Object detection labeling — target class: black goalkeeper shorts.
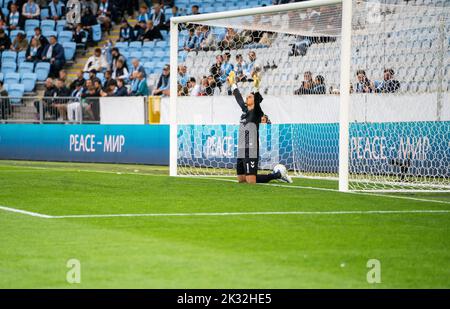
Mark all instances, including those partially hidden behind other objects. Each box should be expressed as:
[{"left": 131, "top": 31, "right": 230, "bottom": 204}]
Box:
[{"left": 236, "top": 158, "right": 258, "bottom": 176}]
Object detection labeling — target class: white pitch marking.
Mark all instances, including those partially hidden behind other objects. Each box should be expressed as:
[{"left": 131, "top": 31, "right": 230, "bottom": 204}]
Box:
[
  {"left": 49, "top": 209, "right": 450, "bottom": 219},
  {"left": 0, "top": 205, "right": 54, "bottom": 218},
  {"left": 199, "top": 177, "right": 450, "bottom": 205}
]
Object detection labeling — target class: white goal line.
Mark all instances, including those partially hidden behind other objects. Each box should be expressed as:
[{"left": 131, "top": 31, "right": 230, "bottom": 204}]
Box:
[{"left": 0, "top": 205, "right": 449, "bottom": 220}]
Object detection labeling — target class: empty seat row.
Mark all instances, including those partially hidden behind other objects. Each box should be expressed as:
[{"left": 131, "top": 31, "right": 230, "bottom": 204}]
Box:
[
  {"left": 0, "top": 62, "right": 50, "bottom": 81},
  {"left": 0, "top": 72, "right": 37, "bottom": 92}
]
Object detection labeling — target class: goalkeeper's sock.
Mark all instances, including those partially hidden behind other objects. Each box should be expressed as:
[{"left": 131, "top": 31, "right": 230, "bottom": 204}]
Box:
[{"left": 256, "top": 172, "right": 281, "bottom": 183}]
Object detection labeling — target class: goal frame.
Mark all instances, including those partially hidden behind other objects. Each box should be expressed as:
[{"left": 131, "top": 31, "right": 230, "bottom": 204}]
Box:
[{"left": 169, "top": 0, "right": 353, "bottom": 192}]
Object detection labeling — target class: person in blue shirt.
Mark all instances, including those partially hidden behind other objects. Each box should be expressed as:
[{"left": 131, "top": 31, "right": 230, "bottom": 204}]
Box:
[
  {"left": 132, "top": 72, "right": 149, "bottom": 96},
  {"left": 220, "top": 52, "right": 234, "bottom": 85},
  {"left": 48, "top": 0, "right": 65, "bottom": 21}
]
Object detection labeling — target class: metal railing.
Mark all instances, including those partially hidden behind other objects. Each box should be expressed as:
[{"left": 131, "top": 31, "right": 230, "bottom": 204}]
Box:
[{"left": 0, "top": 96, "right": 101, "bottom": 124}]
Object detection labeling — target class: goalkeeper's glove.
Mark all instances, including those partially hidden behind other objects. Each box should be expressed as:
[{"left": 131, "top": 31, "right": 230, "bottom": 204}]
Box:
[
  {"left": 227, "top": 71, "right": 236, "bottom": 86},
  {"left": 252, "top": 72, "right": 261, "bottom": 91}
]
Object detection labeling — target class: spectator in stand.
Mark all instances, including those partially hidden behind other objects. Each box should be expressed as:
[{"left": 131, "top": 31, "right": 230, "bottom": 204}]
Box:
[
  {"left": 244, "top": 50, "right": 259, "bottom": 79},
  {"left": 355, "top": 69, "right": 373, "bottom": 93},
  {"left": 82, "top": 0, "right": 98, "bottom": 15},
  {"left": 210, "top": 54, "right": 223, "bottom": 88},
  {"left": 53, "top": 78, "right": 71, "bottom": 120},
  {"left": 73, "top": 23, "right": 88, "bottom": 50},
  {"left": 110, "top": 47, "right": 127, "bottom": 71},
  {"left": 131, "top": 72, "right": 149, "bottom": 96},
  {"left": 294, "top": 71, "right": 314, "bottom": 95},
  {"left": 48, "top": 0, "right": 65, "bottom": 21},
  {"left": 0, "top": 29, "right": 11, "bottom": 51},
  {"left": 34, "top": 27, "right": 48, "bottom": 48},
  {"left": 152, "top": 65, "right": 170, "bottom": 96},
  {"left": 97, "top": 0, "right": 114, "bottom": 34},
  {"left": 0, "top": 81, "right": 10, "bottom": 121},
  {"left": 183, "top": 28, "right": 197, "bottom": 52},
  {"left": 81, "top": 7, "right": 99, "bottom": 40},
  {"left": 118, "top": 19, "right": 135, "bottom": 42},
  {"left": 102, "top": 70, "right": 112, "bottom": 89},
  {"left": 234, "top": 54, "right": 247, "bottom": 82},
  {"left": 67, "top": 80, "right": 85, "bottom": 122},
  {"left": 11, "top": 32, "right": 28, "bottom": 52},
  {"left": 133, "top": 21, "right": 146, "bottom": 39},
  {"left": 41, "top": 35, "right": 65, "bottom": 77},
  {"left": 88, "top": 69, "right": 100, "bottom": 83},
  {"left": 25, "top": 37, "right": 42, "bottom": 62},
  {"left": 139, "top": 20, "right": 163, "bottom": 41},
  {"left": 150, "top": 4, "right": 165, "bottom": 31},
  {"left": 199, "top": 25, "right": 214, "bottom": 51},
  {"left": 34, "top": 78, "right": 56, "bottom": 119},
  {"left": 7, "top": 4, "right": 22, "bottom": 31},
  {"left": 136, "top": 5, "right": 150, "bottom": 23},
  {"left": 188, "top": 77, "right": 201, "bottom": 96},
  {"left": 191, "top": 5, "right": 200, "bottom": 15},
  {"left": 220, "top": 52, "right": 234, "bottom": 85},
  {"left": 178, "top": 65, "right": 189, "bottom": 87},
  {"left": 194, "top": 26, "right": 205, "bottom": 49},
  {"left": 162, "top": 6, "right": 178, "bottom": 31},
  {"left": 129, "top": 58, "right": 146, "bottom": 79},
  {"left": 82, "top": 86, "right": 101, "bottom": 120},
  {"left": 70, "top": 70, "right": 86, "bottom": 91},
  {"left": 114, "top": 78, "right": 128, "bottom": 96},
  {"left": 201, "top": 75, "right": 217, "bottom": 96},
  {"left": 84, "top": 48, "right": 108, "bottom": 72},
  {"left": 374, "top": 68, "right": 400, "bottom": 93},
  {"left": 59, "top": 69, "right": 68, "bottom": 84},
  {"left": 112, "top": 58, "right": 129, "bottom": 80},
  {"left": 22, "top": 0, "right": 40, "bottom": 21},
  {"left": 0, "top": 20, "right": 7, "bottom": 31},
  {"left": 312, "top": 75, "right": 326, "bottom": 94}
]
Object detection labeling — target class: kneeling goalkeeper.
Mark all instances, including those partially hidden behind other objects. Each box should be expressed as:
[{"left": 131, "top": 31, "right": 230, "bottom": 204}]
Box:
[{"left": 228, "top": 71, "right": 292, "bottom": 184}]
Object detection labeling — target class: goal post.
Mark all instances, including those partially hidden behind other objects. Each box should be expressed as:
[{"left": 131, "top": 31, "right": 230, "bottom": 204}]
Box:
[
  {"left": 168, "top": 0, "right": 450, "bottom": 193},
  {"left": 169, "top": 0, "right": 348, "bottom": 179}
]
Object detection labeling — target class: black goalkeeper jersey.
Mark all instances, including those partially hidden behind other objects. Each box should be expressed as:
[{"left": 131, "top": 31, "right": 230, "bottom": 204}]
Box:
[{"left": 233, "top": 87, "right": 264, "bottom": 159}]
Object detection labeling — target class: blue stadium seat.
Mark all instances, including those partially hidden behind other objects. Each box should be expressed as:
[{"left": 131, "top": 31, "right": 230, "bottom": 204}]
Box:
[
  {"left": 115, "top": 41, "right": 128, "bottom": 53},
  {"left": 128, "top": 41, "right": 142, "bottom": 53},
  {"left": 2, "top": 50, "right": 17, "bottom": 63},
  {"left": 7, "top": 84, "right": 25, "bottom": 104},
  {"left": 142, "top": 41, "right": 154, "bottom": 53},
  {"left": 155, "top": 41, "right": 168, "bottom": 48},
  {"left": 143, "top": 62, "right": 154, "bottom": 75},
  {"left": 40, "top": 8, "right": 49, "bottom": 20},
  {"left": 34, "top": 62, "right": 50, "bottom": 81},
  {"left": 92, "top": 24, "right": 102, "bottom": 42},
  {"left": 0, "top": 72, "right": 3, "bottom": 82},
  {"left": 24, "top": 19, "right": 40, "bottom": 33},
  {"left": 26, "top": 30, "right": 34, "bottom": 41},
  {"left": 1, "top": 62, "right": 16, "bottom": 74},
  {"left": 43, "top": 30, "right": 57, "bottom": 40},
  {"left": 17, "top": 51, "right": 26, "bottom": 64},
  {"left": 140, "top": 54, "right": 150, "bottom": 64},
  {"left": 41, "top": 20, "right": 55, "bottom": 32},
  {"left": 58, "top": 31, "right": 73, "bottom": 43},
  {"left": 130, "top": 51, "right": 142, "bottom": 60},
  {"left": 3, "top": 72, "right": 20, "bottom": 85},
  {"left": 18, "top": 62, "right": 34, "bottom": 74},
  {"left": 21, "top": 73, "right": 37, "bottom": 92},
  {"left": 56, "top": 20, "right": 67, "bottom": 33},
  {"left": 96, "top": 72, "right": 105, "bottom": 84},
  {"left": 154, "top": 50, "right": 166, "bottom": 59},
  {"left": 63, "top": 42, "right": 76, "bottom": 61}
]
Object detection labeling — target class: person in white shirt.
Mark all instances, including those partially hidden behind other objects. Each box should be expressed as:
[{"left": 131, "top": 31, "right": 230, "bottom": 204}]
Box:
[
  {"left": 84, "top": 48, "right": 108, "bottom": 73},
  {"left": 188, "top": 77, "right": 201, "bottom": 96},
  {"left": 22, "top": 0, "right": 40, "bottom": 21}
]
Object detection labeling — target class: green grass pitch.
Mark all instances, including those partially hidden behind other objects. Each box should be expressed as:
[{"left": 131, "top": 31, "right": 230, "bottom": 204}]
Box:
[{"left": 0, "top": 160, "right": 449, "bottom": 288}]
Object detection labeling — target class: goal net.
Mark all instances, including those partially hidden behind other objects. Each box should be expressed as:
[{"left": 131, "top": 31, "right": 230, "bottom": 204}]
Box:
[{"left": 169, "top": 0, "right": 450, "bottom": 192}]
